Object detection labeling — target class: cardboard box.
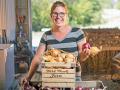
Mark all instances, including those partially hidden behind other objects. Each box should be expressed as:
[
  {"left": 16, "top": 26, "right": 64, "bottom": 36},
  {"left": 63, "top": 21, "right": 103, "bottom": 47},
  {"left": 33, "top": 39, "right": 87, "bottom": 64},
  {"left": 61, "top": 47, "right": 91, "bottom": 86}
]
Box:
[{"left": 0, "top": 44, "right": 14, "bottom": 90}]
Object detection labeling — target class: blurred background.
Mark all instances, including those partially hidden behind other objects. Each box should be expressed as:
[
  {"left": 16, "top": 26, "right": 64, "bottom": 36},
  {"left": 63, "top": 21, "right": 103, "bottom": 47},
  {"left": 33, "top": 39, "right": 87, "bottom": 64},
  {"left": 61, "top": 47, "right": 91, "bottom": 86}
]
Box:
[
  {"left": 32, "top": 0, "right": 120, "bottom": 47},
  {"left": 0, "top": 0, "right": 120, "bottom": 90}
]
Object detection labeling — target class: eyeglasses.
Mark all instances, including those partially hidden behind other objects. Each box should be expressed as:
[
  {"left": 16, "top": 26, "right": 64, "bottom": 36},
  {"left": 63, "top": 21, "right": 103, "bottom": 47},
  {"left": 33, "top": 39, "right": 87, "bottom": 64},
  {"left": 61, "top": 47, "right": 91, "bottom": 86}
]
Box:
[{"left": 52, "top": 12, "right": 66, "bottom": 17}]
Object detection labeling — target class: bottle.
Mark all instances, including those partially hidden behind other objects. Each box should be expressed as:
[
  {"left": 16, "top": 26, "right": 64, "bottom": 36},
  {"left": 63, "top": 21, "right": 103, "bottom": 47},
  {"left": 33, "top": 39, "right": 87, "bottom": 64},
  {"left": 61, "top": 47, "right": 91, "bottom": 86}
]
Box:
[
  {"left": 23, "top": 83, "right": 36, "bottom": 90},
  {"left": 75, "top": 86, "right": 82, "bottom": 90},
  {"left": 19, "top": 25, "right": 24, "bottom": 38}
]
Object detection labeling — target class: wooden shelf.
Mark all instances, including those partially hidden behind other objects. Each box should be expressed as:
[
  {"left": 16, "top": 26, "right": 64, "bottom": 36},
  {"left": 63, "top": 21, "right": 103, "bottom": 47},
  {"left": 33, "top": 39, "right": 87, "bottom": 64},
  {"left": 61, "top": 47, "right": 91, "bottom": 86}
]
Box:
[
  {"left": 15, "top": 0, "right": 32, "bottom": 47},
  {"left": 15, "top": 0, "right": 29, "bottom": 40},
  {"left": 16, "top": 7, "right": 27, "bottom": 9}
]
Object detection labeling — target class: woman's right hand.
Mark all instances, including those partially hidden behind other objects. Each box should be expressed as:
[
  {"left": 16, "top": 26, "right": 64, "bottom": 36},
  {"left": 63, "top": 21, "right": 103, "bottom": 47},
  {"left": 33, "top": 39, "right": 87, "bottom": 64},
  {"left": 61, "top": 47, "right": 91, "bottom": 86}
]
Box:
[
  {"left": 21, "top": 77, "right": 29, "bottom": 86},
  {"left": 21, "top": 77, "right": 36, "bottom": 90},
  {"left": 21, "top": 77, "right": 37, "bottom": 90}
]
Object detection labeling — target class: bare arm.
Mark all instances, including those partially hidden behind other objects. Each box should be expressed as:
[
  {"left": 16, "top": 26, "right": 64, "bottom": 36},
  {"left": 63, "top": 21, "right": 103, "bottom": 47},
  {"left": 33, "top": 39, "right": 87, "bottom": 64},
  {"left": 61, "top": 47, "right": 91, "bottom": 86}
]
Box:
[
  {"left": 26, "top": 44, "right": 46, "bottom": 81},
  {"left": 77, "top": 38, "right": 90, "bottom": 63}
]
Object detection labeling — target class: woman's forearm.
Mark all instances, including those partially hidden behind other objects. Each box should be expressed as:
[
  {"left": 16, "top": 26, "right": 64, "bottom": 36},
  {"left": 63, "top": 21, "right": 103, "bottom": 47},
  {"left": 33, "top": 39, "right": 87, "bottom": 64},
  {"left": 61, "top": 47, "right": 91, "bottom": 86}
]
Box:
[
  {"left": 79, "top": 50, "right": 90, "bottom": 63},
  {"left": 25, "top": 44, "right": 46, "bottom": 81},
  {"left": 26, "top": 57, "right": 40, "bottom": 81},
  {"left": 80, "top": 54, "right": 89, "bottom": 62}
]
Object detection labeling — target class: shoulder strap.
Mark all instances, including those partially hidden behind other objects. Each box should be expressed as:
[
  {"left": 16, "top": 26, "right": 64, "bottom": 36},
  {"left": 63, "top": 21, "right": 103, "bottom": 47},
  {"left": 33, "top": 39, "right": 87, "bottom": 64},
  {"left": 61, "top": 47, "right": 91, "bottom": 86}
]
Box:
[{"left": 72, "top": 27, "right": 80, "bottom": 31}]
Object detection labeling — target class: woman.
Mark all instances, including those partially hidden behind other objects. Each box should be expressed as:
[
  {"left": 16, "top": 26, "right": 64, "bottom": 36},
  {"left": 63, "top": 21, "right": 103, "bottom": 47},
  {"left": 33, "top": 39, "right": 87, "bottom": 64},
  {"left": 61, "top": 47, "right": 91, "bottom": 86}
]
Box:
[{"left": 23, "top": 1, "right": 90, "bottom": 84}]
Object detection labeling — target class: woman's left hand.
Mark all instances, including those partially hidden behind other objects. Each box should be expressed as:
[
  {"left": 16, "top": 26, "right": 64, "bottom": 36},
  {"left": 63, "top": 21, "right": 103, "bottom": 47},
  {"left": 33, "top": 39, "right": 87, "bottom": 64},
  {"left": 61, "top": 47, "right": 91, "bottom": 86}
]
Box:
[{"left": 80, "top": 43, "right": 91, "bottom": 62}]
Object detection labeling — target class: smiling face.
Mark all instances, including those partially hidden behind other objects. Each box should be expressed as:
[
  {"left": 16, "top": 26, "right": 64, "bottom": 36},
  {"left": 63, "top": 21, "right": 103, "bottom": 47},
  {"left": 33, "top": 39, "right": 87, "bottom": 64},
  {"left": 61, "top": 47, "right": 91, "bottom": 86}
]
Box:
[
  {"left": 51, "top": 6, "right": 67, "bottom": 27},
  {"left": 50, "top": 1, "right": 68, "bottom": 27}
]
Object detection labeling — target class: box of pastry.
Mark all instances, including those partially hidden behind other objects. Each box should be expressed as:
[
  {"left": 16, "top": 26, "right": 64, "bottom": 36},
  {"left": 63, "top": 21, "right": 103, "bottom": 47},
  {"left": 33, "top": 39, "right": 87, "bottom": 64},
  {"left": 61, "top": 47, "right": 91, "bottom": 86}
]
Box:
[
  {"left": 41, "top": 49, "right": 76, "bottom": 68},
  {"left": 41, "top": 49, "right": 76, "bottom": 88}
]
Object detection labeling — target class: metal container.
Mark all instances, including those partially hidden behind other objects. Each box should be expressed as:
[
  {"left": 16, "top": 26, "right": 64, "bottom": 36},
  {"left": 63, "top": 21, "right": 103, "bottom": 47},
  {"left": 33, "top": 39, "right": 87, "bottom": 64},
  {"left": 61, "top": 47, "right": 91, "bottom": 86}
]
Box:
[{"left": 76, "top": 81, "right": 107, "bottom": 90}]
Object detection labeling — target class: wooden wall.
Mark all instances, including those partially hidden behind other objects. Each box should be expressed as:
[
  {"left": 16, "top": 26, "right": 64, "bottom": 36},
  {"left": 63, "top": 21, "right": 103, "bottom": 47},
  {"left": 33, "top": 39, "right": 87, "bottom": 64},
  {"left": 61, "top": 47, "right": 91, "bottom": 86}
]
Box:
[{"left": 81, "top": 28, "right": 120, "bottom": 79}]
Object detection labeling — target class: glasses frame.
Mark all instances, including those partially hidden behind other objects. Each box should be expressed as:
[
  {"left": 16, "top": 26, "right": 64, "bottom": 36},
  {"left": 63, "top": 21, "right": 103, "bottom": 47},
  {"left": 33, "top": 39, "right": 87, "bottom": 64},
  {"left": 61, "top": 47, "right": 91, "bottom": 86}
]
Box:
[{"left": 51, "top": 12, "right": 67, "bottom": 17}]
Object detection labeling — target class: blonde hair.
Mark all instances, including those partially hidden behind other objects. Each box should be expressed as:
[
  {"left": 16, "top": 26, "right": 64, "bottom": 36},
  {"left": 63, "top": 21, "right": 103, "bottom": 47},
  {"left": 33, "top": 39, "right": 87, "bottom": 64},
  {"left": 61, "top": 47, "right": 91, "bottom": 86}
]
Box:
[{"left": 51, "top": 1, "right": 68, "bottom": 15}]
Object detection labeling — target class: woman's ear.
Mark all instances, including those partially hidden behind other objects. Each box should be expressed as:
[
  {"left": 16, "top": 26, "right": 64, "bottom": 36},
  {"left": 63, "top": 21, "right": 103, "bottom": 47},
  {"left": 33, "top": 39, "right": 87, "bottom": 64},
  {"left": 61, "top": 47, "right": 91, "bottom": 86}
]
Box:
[
  {"left": 66, "top": 15, "right": 69, "bottom": 24},
  {"left": 50, "top": 13, "right": 52, "bottom": 17}
]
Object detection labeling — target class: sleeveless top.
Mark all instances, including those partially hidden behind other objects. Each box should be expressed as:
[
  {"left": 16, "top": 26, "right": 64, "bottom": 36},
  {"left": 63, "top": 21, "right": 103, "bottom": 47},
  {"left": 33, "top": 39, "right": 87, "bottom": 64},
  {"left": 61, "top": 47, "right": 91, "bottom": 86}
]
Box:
[{"left": 40, "top": 27, "right": 85, "bottom": 58}]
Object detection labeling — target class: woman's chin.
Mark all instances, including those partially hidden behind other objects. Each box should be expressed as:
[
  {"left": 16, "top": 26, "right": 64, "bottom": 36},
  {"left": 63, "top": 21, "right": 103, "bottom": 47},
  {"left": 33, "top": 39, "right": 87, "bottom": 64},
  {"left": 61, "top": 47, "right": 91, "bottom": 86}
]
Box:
[{"left": 55, "top": 23, "right": 65, "bottom": 27}]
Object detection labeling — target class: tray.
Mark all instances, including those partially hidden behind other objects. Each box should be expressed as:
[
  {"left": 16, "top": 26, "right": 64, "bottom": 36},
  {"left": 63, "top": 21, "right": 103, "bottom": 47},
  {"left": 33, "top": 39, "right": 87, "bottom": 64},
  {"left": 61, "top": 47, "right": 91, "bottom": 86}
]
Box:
[{"left": 76, "top": 81, "right": 107, "bottom": 90}]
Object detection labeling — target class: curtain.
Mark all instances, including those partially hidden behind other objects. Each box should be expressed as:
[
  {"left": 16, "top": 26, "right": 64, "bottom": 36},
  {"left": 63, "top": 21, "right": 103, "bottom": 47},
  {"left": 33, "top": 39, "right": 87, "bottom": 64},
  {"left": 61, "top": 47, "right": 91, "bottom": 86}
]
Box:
[
  {"left": 0, "top": 0, "right": 16, "bottom": 41},
  {"left": 6, "top": 0, "right": 16, "bottom": 41},
  {"left": 0, "top": 0, "right": 6, "bottom": 30}
]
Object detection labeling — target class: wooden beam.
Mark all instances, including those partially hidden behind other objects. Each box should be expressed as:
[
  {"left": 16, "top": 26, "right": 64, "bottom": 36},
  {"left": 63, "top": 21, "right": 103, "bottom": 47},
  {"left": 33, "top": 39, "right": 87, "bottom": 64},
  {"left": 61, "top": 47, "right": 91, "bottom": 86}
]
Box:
[{"left": 102, "top": 47, "right": 120, "bottom": 51}]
